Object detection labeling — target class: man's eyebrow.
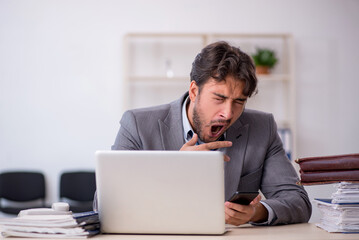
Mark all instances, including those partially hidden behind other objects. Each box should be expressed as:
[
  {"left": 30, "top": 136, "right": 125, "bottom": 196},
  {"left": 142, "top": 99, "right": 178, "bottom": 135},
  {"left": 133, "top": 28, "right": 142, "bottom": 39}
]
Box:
[
  {"left": 213, "top": 93, "right": 247, "bottom": 102},
  {"left": 235, "top": 97, "right": 247, "bottom": 102},
  {"left": 213, "top": 93, "right": 227, "bottom": 99}
]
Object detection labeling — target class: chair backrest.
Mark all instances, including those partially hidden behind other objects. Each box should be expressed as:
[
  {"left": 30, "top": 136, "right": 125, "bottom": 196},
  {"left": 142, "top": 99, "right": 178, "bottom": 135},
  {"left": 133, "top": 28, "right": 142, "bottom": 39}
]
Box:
[
  {"left": 60, "top": 171, "right": 96, "bottom": 202},
  {"left": 0, "top": 171, "right": 45, "bottom": 202}
]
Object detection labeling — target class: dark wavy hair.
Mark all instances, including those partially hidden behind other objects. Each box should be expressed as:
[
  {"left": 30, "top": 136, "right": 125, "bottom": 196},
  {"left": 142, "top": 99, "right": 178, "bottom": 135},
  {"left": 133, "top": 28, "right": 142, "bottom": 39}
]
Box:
[{"left": 190, "top": 41, "right": 257, "bottom": 97}]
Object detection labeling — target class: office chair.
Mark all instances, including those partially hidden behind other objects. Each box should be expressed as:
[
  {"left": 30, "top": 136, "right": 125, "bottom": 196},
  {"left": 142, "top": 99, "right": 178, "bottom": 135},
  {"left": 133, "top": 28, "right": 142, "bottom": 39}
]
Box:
[
  {"left": 59, "top": 171, "right": 96, "bottom": 213},
  {"left": 0, "top": 171, "right": 46, "bottom": 215}
]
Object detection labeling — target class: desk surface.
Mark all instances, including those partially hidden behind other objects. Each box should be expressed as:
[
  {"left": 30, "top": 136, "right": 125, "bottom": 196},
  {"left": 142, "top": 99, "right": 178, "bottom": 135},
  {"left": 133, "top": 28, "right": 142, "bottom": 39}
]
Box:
[
  {"left": 4, "top": 223, "right": 357, "bottom": 240},
  {"left": 96, "top": 223, "right": 357, "bottom": 240}
]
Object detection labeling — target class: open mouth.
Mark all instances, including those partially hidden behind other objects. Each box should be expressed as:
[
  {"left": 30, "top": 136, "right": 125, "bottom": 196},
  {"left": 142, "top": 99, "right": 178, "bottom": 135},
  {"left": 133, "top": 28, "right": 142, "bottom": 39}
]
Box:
[{"left": 210, "top": 125, "right": 225, "bottom": 138}]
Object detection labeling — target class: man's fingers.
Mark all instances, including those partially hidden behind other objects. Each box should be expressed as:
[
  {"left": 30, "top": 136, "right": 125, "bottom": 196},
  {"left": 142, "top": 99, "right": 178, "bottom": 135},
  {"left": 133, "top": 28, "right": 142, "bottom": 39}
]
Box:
[
  {"left": 180, "top": 134, "right": 232, "bottom": 158},
  {"left": 225, "top": 201, "right": 246, "bottom": 213},
  {"left": 250, "top": 194, "right": 262, "bottom": 205},
  {"left": 225, "top": 203, "right": 247, "bottom": 226},
  {"left": 200, "top": 141, "right": 233, "bottom": 150}
]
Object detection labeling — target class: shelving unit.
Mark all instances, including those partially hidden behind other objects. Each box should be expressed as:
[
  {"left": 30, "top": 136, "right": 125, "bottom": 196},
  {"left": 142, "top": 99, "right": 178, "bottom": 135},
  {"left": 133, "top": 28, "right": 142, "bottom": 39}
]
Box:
[{"left": 122, "top": 33, "right": 296, "bottom": 159}]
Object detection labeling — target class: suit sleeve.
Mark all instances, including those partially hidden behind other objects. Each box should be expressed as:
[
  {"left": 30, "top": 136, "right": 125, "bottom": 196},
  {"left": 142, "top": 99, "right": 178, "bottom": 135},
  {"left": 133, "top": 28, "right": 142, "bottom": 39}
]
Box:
[
  {"left": 260, "top": 114, "right": 312, "bottom": 225},
  {"left": 111, "top": 110, "right": 143, "bottom": 150}
]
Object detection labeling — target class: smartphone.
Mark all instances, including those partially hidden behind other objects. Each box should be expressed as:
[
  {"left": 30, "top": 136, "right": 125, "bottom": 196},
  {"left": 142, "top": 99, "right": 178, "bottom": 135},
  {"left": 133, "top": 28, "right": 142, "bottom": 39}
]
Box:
[{"left": 228, "top": 191, "right": 259, "bottom": 205}]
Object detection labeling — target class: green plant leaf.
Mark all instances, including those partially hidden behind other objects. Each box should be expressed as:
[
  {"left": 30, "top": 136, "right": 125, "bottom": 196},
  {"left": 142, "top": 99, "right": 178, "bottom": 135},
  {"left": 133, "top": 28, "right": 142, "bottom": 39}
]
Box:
[{"left": 251, "top": 48, "right": 278, "bottom": 68}]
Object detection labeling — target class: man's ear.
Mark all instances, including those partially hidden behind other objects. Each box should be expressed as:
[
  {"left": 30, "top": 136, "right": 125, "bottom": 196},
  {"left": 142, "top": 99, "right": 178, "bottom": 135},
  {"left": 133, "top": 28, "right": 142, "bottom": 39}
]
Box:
[{"left": 189, "top": 80, "right": 199, "bottom": 102}]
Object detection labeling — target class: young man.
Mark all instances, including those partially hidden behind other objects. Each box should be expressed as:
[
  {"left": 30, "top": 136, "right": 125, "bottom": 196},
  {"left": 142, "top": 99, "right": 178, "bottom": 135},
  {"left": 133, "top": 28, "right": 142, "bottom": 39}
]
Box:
[{"left": 112, "top": 41, "right": 312, "bottom": 225}]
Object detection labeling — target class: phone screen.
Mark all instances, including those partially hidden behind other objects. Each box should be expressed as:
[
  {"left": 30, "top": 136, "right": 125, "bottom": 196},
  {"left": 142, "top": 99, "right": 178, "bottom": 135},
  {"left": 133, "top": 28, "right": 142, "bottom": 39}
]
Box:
[{"left": 228, "top": 192, "right": 259, "bottom": 205}]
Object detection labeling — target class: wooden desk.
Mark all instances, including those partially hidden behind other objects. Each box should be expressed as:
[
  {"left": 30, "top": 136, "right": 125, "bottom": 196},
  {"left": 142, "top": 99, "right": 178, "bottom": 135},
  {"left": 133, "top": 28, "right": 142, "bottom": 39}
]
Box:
[
  {"left": 3, "top": 223, "right": 358, "bottom": 239},
  {"left": 94, "top": 224, "right": 358, "bottom": 240}
]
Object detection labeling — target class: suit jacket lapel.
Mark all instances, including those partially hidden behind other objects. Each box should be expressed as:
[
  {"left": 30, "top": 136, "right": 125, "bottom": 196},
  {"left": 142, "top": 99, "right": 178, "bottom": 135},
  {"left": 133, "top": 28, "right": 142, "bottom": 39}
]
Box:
[
  {"left": 224, "top": 120, "right": 249, "bottom": 200},
  {"left": 158, "top": 93, "right": 188, "bottom": 150}
]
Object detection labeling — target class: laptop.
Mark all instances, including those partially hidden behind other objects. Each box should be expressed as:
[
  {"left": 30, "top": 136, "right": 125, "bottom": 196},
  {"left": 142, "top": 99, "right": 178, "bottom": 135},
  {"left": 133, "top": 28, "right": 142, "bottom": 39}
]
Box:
[{"left": 95, "top": 150, "right": 225, "bottom": 235}]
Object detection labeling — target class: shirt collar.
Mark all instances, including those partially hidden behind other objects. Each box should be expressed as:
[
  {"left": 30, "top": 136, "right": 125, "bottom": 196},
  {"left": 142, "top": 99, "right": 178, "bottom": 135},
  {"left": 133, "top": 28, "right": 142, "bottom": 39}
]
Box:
[{"left": 182, "top": 96, "right": 195, "bottom": 143}]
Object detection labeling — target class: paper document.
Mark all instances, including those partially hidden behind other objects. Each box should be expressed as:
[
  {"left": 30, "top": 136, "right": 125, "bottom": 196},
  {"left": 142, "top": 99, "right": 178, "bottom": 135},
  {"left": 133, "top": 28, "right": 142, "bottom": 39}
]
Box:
[
  {"left": 314, "top": 182, "right": 359, "bottom": 233},
  {"left": 0, "top": 211, "right": 100, "bottom": 238}
]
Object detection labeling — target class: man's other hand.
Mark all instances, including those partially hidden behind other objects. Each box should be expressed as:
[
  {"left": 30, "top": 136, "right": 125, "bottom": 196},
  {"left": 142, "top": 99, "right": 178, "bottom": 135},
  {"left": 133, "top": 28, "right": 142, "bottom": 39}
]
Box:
[{"left": 225, "top": 194, "right": 268, "bottom": 225}]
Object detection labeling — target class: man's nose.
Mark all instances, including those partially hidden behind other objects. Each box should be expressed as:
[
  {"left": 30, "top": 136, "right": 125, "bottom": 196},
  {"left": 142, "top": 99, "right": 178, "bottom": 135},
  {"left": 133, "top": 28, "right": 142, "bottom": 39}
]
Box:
[{"left": 220, "top": 102, "right": 234, "bottom": 119}]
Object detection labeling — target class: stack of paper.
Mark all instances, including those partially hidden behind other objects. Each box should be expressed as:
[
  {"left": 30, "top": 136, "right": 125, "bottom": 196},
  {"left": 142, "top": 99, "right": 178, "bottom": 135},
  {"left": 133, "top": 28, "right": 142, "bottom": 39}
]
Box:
[
  {"left": 0, "top": 211, "right": 100, "bottom": 238},
  {"left": 315, "top": 182, "right": 359, "bottom": 233},
  {"left": 332, "top": 182, "right": 359, "bottom": 204}
]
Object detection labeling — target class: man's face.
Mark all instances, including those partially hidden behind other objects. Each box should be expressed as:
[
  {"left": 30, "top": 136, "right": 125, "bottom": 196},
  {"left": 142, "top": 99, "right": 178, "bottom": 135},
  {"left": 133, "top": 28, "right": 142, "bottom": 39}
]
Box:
[{"left": 188, "top": 76, "right": 247, "bottom": 143}]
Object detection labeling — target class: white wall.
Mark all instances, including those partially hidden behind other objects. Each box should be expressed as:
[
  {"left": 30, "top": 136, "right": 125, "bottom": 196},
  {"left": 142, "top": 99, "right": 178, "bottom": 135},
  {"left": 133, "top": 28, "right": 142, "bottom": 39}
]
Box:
[{"left": 0, "top": 0, "right": 358, "bottom": 222}]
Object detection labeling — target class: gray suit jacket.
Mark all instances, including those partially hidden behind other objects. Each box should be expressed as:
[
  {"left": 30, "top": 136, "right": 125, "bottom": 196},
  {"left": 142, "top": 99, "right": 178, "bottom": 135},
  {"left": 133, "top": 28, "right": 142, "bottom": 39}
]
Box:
[{"left": 112, "top": 93, "right": 312, "bottom": 225}]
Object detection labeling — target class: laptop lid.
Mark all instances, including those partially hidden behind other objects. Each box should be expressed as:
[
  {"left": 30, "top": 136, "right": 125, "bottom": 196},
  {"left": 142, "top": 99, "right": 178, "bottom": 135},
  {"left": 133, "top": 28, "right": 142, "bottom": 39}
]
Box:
[{"left": 95, "top": 150, "right": 225, "bottom": 235}]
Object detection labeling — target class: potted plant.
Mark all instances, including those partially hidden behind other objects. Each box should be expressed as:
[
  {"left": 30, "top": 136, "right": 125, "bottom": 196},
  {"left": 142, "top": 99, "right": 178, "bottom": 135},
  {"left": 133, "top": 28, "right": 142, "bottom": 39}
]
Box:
[{"left": 251, "top": 48, "right": 278, "bottom": 74}]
